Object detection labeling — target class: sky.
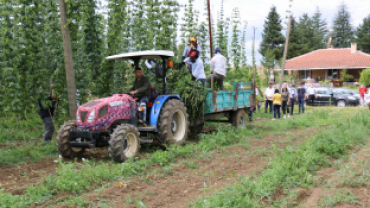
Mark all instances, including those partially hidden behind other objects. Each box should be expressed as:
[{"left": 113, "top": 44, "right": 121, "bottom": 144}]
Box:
[{"left": 176, "top": 0, "right": 370, "bottom": 65}]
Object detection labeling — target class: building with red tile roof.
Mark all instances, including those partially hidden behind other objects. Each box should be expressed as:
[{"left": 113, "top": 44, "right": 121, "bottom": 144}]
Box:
[{"left": 284, "top": 43, "right": 370, "bottom": 82}]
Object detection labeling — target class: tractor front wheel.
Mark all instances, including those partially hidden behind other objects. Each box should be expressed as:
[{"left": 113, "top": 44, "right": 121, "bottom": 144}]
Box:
[
  {"left": 56, "top": 120, "right": 85, "bottom": 158},
  {"left": 158, "top": 100, "right": 189, "bottom": 145},
  {"left": 108, "top": 124, "right": 140, "bottom": 163}
]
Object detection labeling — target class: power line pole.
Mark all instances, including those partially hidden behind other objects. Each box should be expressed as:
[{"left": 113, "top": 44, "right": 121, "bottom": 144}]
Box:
[
  {"left": 58, "top": 0, "right": 77, "bottom": 119},
  {"left": 252, "top": 27, "right": 257, "bottom": 107},
  {"left": 279, "top": 15, "right": 292, "bottom": 90},
  {"left": 207, "top": 0, "right": 215, "bottom": 91}
]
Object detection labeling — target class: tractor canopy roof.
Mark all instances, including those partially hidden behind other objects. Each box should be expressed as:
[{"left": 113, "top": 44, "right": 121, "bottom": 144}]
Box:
[{"left": 105, "top": 50, "right": 174, "bottom": 61}]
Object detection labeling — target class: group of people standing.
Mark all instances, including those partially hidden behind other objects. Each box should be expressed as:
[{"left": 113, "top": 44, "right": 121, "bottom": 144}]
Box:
[{"left": 263, "top": 82, "right": 312, "bottom": 120}]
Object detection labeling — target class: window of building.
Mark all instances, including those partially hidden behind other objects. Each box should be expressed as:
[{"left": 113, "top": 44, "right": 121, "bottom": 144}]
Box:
[
  {"left": 300, "top": 70, "right": 310, "bottom": 80},
  {"left": 327, "top": 69, "right": 338, "bottom": 79}
]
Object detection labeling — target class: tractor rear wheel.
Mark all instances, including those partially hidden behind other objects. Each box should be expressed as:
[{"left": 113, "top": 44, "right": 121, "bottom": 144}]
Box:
[
  {"left": 56, "top": 121, "right": 86, "bottom": 158},
  {"left": 231, "top": 109, "right": 248, "bottom": 128},
  {"left": 108, "top": 124, "right": 140, "bottom": 163},
  {"left": 158, "top": 100, "right": 189, "bottom": 145}
]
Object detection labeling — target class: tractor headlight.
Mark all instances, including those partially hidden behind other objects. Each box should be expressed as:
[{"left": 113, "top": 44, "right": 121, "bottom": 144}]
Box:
[
  {"left": 76, "top": 112, "right": 81, "bottom": 122},
  {"left": 87, "top": 110, "right": 95, "bottom": 122}
]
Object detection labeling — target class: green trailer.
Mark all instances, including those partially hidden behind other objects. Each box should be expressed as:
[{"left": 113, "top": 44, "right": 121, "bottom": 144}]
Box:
[{"left": 196, "top": 82, "right": 256, "bottom": 131}]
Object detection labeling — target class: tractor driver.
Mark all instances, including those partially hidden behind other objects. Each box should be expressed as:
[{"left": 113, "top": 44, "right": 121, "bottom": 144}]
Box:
[{"left": 130, "top": 68, "right": 151, "bottom": 126}]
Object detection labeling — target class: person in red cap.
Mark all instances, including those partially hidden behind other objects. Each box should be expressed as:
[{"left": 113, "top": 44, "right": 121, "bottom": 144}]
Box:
[
  {"left": 184, "top": 50, "right": 206, "bottom": 86},
  {"left": 179, "top": 37, "right": 201, "bottom": 72}
]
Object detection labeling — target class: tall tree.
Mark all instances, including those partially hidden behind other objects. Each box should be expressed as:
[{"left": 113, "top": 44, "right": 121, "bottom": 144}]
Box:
[
  {"left": 311, "top": 7, "right": 328, "bottom": 50},
  {"left": 230, "top": 7, "right": 241, "bottom": 70},
  {"left": 297, "top": 13, "right": 314, "bottom": 54},
  {"left": 356, "top": 15, "right": 370, "bottom": 53},
  {"left": 286, "top": 17, "right": 303, "bottom": 59},
  {"left": 259, "top": 5, "right": 285, "bottom": 64},
  {"left": 331, "top": 3, "right": 354, "bottom": 48}
]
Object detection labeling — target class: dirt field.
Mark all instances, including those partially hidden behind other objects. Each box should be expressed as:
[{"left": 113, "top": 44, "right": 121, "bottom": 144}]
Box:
[{"left": 1, "top": 107, "right": 369, "bottom": 208}]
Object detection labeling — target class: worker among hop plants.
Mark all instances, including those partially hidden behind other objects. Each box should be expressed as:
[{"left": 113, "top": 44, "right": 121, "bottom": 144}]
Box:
[
  {"left": 185, "top": 50, "right": 206, "bottom": 86},
  {"left": 180, "top": 37, "right": 201, "bottom": 73},
  {"left": 206, "top": 47, "right": 227, "bottom": 90},
  {"left": 38, "top": 83, "right": 57, "bottom": 145}
]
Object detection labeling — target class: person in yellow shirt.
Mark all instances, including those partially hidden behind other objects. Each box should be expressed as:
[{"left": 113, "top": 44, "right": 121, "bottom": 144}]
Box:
[{"left": 272, "top": 89, "right": 282, "bottom": 120}]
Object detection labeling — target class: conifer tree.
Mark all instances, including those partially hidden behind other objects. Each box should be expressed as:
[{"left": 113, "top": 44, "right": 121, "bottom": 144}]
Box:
[
  {"left": 356, "top": 15, "right": 370, "bottom": 53},
  {"left": 311, "top": 7, "right": 328, "bottom": 50},
  {"left": 297, "top": 13, "right": 314, "bottom": 54},
  {"left": 287, "top": 17, "right": 303, "bottom": 59},
  {"left": 230, "top": 7, "right": 241, "bottom": 70},
  {"left": 331, "top": 3, "right": 354, "bottom": 48},
  {"left": 259, "top": 5, "right": 285, "bottom": 64}
]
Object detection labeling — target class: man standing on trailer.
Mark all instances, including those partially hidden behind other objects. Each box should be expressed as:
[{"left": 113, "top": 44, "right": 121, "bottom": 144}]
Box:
[
  {"left": 179, "top": 37, "right": 201, "bottom": 73},
  {"left": 206, "top": 47, "right": 227, "bottom": 90},
  {"left": 185, "top": 50, "right": 206, "bottom": 86},
  {"left": 130, "top": 68, "right": 151, "bottom": 126}
]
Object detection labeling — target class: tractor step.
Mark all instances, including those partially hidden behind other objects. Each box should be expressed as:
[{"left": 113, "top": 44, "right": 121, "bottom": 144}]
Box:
[
  {"left": 137, "top": 126, "right": 156, "bottom": 132},
  {"left": 70, "top": 141, "right": 95, "bottom": 148}
]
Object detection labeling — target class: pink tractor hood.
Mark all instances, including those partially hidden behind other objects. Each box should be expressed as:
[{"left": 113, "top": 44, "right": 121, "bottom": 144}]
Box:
[{"left": 76, "top": 94, "right": 137, "bottom": 131}]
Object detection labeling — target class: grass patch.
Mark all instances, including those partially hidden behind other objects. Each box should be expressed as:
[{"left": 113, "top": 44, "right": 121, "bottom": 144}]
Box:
[
  {"left": 192, "top": 111, "right": 370, "bottom": 207},
  {"left": 0, "top": 108, "right": 366, "bottom": 207},
  {"left": 0, "top": 141, "right": 58, "bottom": 166},
  {"left": 318, "top": 189, "right": 363, "bottom": 207}
]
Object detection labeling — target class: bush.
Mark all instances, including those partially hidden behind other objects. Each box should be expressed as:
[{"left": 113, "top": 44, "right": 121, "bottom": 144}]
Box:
[
  {"left": 340, "top": 69, "right": 354, "bottom": 82},
  {"left": 359, "top": 68, "right": 370, "bottom": 85}
]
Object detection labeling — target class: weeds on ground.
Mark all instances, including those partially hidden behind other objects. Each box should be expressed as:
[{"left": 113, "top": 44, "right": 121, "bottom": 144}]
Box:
[
  {"left": 318, "top": 189, "right": 363, "bottom": 207},
  {"left": 192, "top": 112, "right": 370, "bottom": 207},
  {"left": 0, "top": 108, "right": 366, "bottom": 207},
  {"left": 0, "top": 141, "right": 58, "bottom": 166}
]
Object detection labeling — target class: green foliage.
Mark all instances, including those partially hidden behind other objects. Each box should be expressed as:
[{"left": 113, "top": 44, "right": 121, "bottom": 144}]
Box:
[
  {"left": 287, "top": 17, "right": 303, "bottom": 59},
  {"left": 0, "top": 142, "right": 58, "bottom": 167},
  {"left": 311, "top": 7, "right": 329, "bottom": 50},
  {"left": 359, "top": 68, "right": 370, "bottom": 85},
  {"left": 318, "top": 189, "right": 361, "bottom": 207},
  {"left": 331, "top": 3, "right": 354, "bottom": 48},
  {"left": 230, "top": 7, "right": 242, "bottom": 70},
  {"left": 193, "top": 112, "right": 369, "bottom": 207},
  {"left": 259, "top": 5, "right": 285, "bottom": 63},
  {"left": 216, "top": 1, "right": 229, "bottom": 68},
  {"left": 357, "top": 15, "right": 370, "bottom": 53},
  {"left": 169, "top": 70, "right": 207, "bottom": 123},
  {"left": 340, "top": 69, "right": 354, "bottom": 82}
]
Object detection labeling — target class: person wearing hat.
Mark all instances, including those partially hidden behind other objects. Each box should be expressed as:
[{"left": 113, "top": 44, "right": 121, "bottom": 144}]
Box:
[
  {"left": 179, "top": 37, "right": 201, "bottom": 72},
  {"left": 206, "top": 47, "right": 227, "bottom": 90},
  {"left": 184, "top": 50, "right": 206, "bottom": 86}
]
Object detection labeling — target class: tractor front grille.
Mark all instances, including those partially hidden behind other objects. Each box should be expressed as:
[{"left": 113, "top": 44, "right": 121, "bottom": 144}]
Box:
[{"left": 80, "top": 111, "right": 88, "bottom": 122}]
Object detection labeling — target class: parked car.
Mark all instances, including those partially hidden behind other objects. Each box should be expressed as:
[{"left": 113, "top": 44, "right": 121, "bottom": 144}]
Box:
[
  {"left": 306, "top": 87, "right": 358, "bottom": 107},
  {"left": 332, "top": 88, "right": 361, "bottom": 105}
]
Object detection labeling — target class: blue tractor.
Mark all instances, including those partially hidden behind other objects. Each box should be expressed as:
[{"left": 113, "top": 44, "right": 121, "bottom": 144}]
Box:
[{"left": 57, "top": 51, "right": 189, "bottom": 162}]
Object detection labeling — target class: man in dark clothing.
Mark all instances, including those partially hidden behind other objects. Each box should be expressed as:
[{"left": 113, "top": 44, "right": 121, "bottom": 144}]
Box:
[
  {"left": 296, "top": 82, "right": 306, "bottom": 114},
  {"left": 38, "top": 84, "right": 57, "bottom": 144},
  {"left": 130, "top": 68, "right": 151, "bottom": 125}
]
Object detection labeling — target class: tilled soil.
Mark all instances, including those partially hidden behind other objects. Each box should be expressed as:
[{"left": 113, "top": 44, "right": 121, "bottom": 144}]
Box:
[
  {"left": 290, "top": 146, "right": 370, "bottom": 208},
  {"left": 71, "top": 126, "right": 319, "bottom": 208}
]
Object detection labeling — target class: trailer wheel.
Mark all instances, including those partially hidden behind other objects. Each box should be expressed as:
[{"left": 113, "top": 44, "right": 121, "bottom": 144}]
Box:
[
  {"left": 158, "top": 100, "right": 189, "bottom": 145},
  {"left": 109, "top": 124, "right": 140, "bottom": 163},
  {"left": 56, "top": 120, "right": 85, "bottom": 158},
  {"left": 231, "top": 109, "right": 247, "bottom": 128}
]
